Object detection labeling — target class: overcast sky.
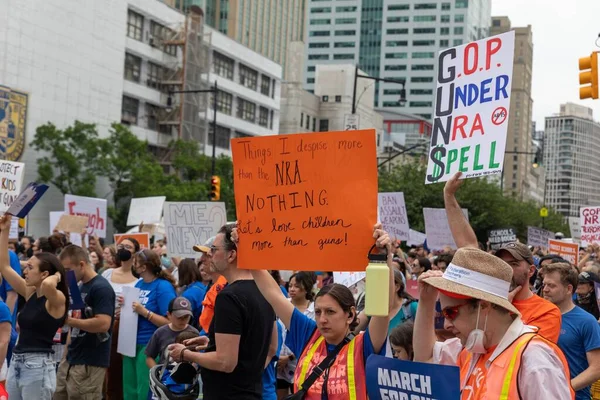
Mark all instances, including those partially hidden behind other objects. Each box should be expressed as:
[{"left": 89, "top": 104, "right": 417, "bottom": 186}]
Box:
[{"left": 491, "top": 0, "right": 600, "bottom": 128}]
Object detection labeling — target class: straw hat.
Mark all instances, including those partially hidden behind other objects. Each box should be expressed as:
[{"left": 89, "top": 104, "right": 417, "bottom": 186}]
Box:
[{"left": 425, "top": 247, "right": 520, "bottom": 315}]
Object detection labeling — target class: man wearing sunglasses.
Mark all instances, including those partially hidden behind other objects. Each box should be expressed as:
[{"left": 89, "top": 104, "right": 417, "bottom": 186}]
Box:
[
  {"left": 443, "top": 171, "right": 562, "bottom": 343},
  {"left": 413, "top": 247, "right": 573, "bottom": 400}
]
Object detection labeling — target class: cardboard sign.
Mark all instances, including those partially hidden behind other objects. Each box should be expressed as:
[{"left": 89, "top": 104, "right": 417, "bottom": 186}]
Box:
[
  {"left": 378, "top": 192, "right": 409, "bottom": 241},
  {"left": 114, "top": 232, "right": 150, "bottom": 249},
  {"left": 425, "top": 31, "right": 515, "bottom": 184},
  {"left": 55, "top": 214, "right": 89, "bottom": 234},
  {"left": 163, "top": 202, "right": 227, "bottom": 259},
  {"left": 487, "top": 228, "right": 517, "bottom": 251},
  {"left": 527, "top": 226, "right": 554, "bottom": 248},
  {"left": 548, "top": 239, "right": 579, "bottom": 266},
  {"left": 366, "top": 355, "right": 460, "bottom": 400},
  {"left": 333, "top": 271, "right": 366, "bottom": 288},
  {"left": 231, "top": 129, "right": 378, "bottom": 271},
  {"left": 569, "top": 216, "right": 582, "bottom": 242},
  {"left": 49, "top": 211, "right": 64, "bottom": 233},
  {"left": 126, "top": 196, "right": 166, "bottom": 226},
  {"left": 6, "top": 182, "right": 49, "bottom": 218},
  {"left": 0, "top": 161, "right": 25, "bottom": 213},
  {"left": 407, "top": 230, "right": 426, "bottom": 247},
  {"left": 580, "top": 206, "right": 600, "bottom": 246},
  {"left": 64, "top": 195, "right": 107, "bottom": 238},
  {"left": 117, "top": 286, "right": 140, "bottom": 357},
  {"left": 423, "top": 208, "right": 468, "bottom": 250}
]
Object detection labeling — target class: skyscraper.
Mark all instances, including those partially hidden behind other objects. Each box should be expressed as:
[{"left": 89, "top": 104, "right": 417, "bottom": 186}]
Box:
[
  {"left": 304, "top": 0, "right": 491, "bottom": 121},
  {"left": 490, "top": 17, "right": 534, "bottom": 197}
]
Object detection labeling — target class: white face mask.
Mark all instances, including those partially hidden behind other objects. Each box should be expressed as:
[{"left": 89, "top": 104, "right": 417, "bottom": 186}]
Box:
[{"left": 464, "top": 303, "right": 488, "bottom": 354}]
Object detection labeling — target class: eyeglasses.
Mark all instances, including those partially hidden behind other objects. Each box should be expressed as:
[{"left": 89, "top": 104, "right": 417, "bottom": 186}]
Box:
[
  {"left": 441, "top": 303, "right": 471, "bottom": 321},
  {"left": 210, "top": 245, "right": 226, "bottom": 253}
]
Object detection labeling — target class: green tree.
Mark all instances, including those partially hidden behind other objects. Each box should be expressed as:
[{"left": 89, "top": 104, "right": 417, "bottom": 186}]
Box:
[{"left": 30, "top": 121, "right": 103, "bottom": 197}]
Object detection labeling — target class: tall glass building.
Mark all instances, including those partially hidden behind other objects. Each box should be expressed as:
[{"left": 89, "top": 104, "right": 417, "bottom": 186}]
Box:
[{"left": 304, "top": 0, "right": 491, "bottom": 121}]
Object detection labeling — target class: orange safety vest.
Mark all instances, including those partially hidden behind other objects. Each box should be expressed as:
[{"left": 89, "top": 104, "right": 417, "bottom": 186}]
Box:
[
  {"left": 458, "top": 332, "right": 574, "bottom": 400},
  {"left": 293, "top": 330, "right": 366, "bottom": 400}
]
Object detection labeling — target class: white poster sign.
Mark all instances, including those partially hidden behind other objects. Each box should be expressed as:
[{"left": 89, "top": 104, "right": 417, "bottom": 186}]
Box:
[
  {"left": 378, "top": 192, "right": 409, "bottom": 241},
  {"left": 163, "top": 202, "right": 227, "bottom": 258},
  {"left": 425, "top": 31, "right": 515, "bottom": 184},
  {"left": 568, "top": 216, "right": 582, "bottom": 243},
  {"left": 0, "top": 161, "right": 25, "bottom": 213},
  {"left": 333, "top": 271, "right": 366, "bottom": 288},
  {"left": 64, "top": 195, "right": 108, "bottom": 238},
  {"left": 9, "top": 218, "right": 18, "bottom": 240},
  {"left": 117, "top": 286, "right": 141, "bottom": 358},
  {"left": 127, "top": 196, "right": 166, "bottom": 226},
  {"left": 527, "top": 226, "right": 555, "bottom": 248},
  {"left": 407, "top": 230, "right": 427, "bottom": 247},
  {"left": 423, "top": 208, "right": 468, "bottom": 250},
  {"left": 580, "top": 206, "right": 600, "bottom": 247}
]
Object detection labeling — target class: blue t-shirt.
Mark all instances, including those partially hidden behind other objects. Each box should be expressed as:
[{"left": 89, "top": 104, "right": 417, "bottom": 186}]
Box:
[
  {"left": 262, "top": 319, "right": 283, "bottom": 400},
  {"left": 136, "top": 279, "right": 177, "bottom": 345},
  {"left": 558, "top": 306, "right": 600, "bottom": 400},
  {"left": 181, "top": 282, "right": 207, "bottom": 330},
  {"left": 285, "top": 308, "right": 385, "bottom": 368},
  {"left": 388, "top": 301, "right": 418, "bottom": 332}
]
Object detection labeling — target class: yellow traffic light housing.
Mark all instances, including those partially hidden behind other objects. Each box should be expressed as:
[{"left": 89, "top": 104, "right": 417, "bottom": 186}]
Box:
[
  {"left": 579, "top": 52, "right": 599, "bottom": 100},
  {"left": 210, "top": 176, "right": 221, "bottom": 201}
]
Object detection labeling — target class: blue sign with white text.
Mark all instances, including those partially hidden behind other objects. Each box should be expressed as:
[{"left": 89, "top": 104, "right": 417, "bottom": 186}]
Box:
[
  {"left": 366, "top": 355, "right": 460, "bottom": 400},
  {"left": 6, "top": 182, "right": 49, "bottom": 218}
]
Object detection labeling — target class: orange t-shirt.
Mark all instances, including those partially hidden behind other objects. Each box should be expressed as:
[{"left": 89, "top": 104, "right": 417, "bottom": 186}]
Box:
[
  {"left": 199, "top": 275, "right": 228, "bottom": 333},
  {"left": 513, "top": 294, "right": 561, "bottom": 343}
]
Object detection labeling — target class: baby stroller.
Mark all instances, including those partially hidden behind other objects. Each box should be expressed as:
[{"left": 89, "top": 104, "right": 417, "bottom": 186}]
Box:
[{"left": 149, "top": 360, "right": 200, "bottom": 400}]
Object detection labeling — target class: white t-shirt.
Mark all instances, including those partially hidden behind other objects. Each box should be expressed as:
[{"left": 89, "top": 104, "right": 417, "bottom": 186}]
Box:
[{"left": 102, "top": 269, "right": 139, "bottom": 310}]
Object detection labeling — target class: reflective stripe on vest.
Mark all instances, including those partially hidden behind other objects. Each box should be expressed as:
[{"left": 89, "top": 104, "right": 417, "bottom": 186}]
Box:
[
  {"left": 499, "top": 334, "right": 533, "bottom": 400},
  {"left": 297, "top": 336, "right": 324, "bottom": 387},
  {"left": 347, "top": 339, "right": 357, "bottom": 400}
]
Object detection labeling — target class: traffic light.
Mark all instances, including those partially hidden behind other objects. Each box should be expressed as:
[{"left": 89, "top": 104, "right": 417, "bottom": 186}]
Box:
[
  {"left": 579, "top": 52, "right": 599, "bottom": 100},
  {"left": 210, "top": 176, "right": 221, "bottom": 201}
]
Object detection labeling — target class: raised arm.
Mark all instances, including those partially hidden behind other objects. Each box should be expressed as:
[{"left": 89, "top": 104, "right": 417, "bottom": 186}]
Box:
[
  {"left": 0, "top": 215, "right": 28, "bottom": 297},
  {"left": 444, "top": 172, "right": 478, "bottom": 248},
  {"left": 367, "top": 224, "right": 395, "bottom": 354},
  {"left": 413, "top": 270, "right": 443, "bottom": 362}
]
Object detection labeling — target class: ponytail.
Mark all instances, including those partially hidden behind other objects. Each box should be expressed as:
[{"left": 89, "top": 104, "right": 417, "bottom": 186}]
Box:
[{"left": 158, "top": 269, "right": 177, "bottom": 288}]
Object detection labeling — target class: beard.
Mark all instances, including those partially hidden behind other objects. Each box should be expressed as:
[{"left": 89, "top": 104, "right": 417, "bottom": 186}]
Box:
[{"left": 511, "top": 270, "right": 529, "bottom": 291}]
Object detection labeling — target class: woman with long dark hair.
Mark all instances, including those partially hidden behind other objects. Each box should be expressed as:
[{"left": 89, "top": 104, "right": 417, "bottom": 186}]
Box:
[
  {"left": 177, "top": 258, "right": 207, "bottom": 330},
  {"left": 0, "top": 215, "right": 68, "bottom": 400}
]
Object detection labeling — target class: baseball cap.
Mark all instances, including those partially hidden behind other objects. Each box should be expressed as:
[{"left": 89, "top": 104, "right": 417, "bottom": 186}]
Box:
[
  {"left": 169, "top": 297, "right": 193, "bottom": 318},
  {"left": 193, "top": 236, "right": 216, "bottom": 254},
  {"left": 579, "top": 271, "right": 600, "bottom": 285},
  {"left": 495, "top": 242, "right": 534, "bottom": 265}
]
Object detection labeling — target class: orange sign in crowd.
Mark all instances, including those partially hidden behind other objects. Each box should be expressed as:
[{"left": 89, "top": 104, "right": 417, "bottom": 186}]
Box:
[
  {"left": 231, "top": 129, "right": 378, "bottom": 271},
  {"left": 114, "top": 232, "right": 150, "bottom": 250}
]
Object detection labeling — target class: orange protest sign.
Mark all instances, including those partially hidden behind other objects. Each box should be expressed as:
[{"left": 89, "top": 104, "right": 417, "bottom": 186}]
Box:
[
  {"left": 114, "top": 232, "right": 150, "bottom": 250},
  {"left": 548, "top": 239, "right": 579, "bottom": 266},
  {"left": 231, "top": 129, "right": 378, "bottom": 271}
]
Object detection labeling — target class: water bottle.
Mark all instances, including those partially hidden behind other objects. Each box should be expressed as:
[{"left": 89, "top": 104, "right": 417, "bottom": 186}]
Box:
[{"left": 364, "top": 244, "right": 390, "bottom": 317}]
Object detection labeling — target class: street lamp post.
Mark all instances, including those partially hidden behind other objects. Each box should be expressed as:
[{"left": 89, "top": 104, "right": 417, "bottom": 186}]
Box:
[
  {"left": 167, "top": 80, "right": 219, "bottom": 177},
  {"left": 351, "top": 65, "right": 406, "bottom": 114}
]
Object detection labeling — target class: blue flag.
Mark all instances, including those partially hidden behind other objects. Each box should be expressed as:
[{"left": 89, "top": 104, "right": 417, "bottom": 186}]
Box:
[{"left": 366, "top": 354, "right": 460, "bottom": 400}]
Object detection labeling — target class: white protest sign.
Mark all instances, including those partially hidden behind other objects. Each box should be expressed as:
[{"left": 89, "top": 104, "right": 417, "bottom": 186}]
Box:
[
  {"left": 378, "top": 192, "right": 409, "bottom": 241},
  {"left": 49, "top": 211, "right": 64, "bottom": 233},
  {"left": 117, "top": 286, "right": 140, "bottom": 357},
  {"left": 0, "top": 161, "right": 25, "bottom": 213},
  {"left": 333, "top": 271, "right": 366, "bottom": 288},
  {"left": 580, "top": 206, "right": 600, "bottom": 246},
  {"left": 9, "top": 218, "right": 18, "bottom": 240},
  {"left": 527, "top": 226, "right": 554, "bottom": 248},
  {"left": 423, "top": 208, "right": 468, "bottom": 250},
  {"left": 64, "top": 195, "right": 107, "bottom": 238},
  {"left": 163, "top": 202, "right": 227, "bottom": 258},
  {"left": 569, "top": 216, "right": 582, "bottom": 243},
  {"left": 127, "top": 196, "right": 166, "bottom": 226},
  {"left": 407, "top": 230, "right": 427, "bottom": 247},
  {"left": 425, "top": 31, "right": 515, "bottom": 184}
]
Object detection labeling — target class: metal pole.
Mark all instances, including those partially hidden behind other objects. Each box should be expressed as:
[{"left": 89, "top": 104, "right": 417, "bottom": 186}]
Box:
[
  {"left": 351, "top": 65, "right": 358, "bottom": 114},
  {"left": 211, "top": 80, "right": 218, "bottom": 177},
  {"left": 500, "top": 168, "right": 504, "bottom": 193}
]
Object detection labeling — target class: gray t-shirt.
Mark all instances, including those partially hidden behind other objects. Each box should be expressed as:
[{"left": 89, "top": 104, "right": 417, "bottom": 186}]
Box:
[{"left": 144, "top": 324, "right": 199, "bottom": 364}]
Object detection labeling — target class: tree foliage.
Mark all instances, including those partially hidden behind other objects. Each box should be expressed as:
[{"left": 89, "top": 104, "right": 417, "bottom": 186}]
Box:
[{"left": 378, "top": 161, "right": 570, "bottom": 243}]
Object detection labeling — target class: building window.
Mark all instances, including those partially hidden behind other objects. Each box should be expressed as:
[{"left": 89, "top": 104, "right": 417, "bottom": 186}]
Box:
[
  {"left": 413, "top": 40, "right": 436, "bottom": 46},
  {"left": 308, "top": 54, "right": 329, "bottom": 60},
  {"left": 441, "top": 15, "right": 450, "bottom": 23},
  {"left": 333, "top": 54, "right": 354, "bottom": 60},
  {"left": 237, "top": 98, "right": 256, "bottom": 122},
  {"left": 414, "top": 28, "right": 436, "bottom": 34},
  {"left": 121, "top": 96, "right": 139, "bottom": 125},
  {"left": 270, "top": 110, "right": 274, "bottom": 129},
  {"left": 441, "top": 27, "right": 450, "bottom": 35},
  {"left": 386, "top": 40, "right": 408, "bottom": 47},
  {"left": 124, "top": 53, "right": 141, "bottom": 82},
  {"left": 335, "top": 96, "right": 342, "bottom": 102},
  {"left": 322, "top": 96, "right": 329, "bottom": 102},
  {"left": 146, "top": 103, "right": 159, "bottom": 131},
  {"left": 383, "top": 101, "right": 403, "bottom": 107},
  {"left": 239, "top": 64, "right": 258, "bottom": 90},
  {"left": 455, "top": 0, "right": 468, "bottom": 9},
  {"left": 311, "top": 7, "right": 332, "bottom": 13},
  {"left": 388, "top": 16, "right": 409, "bottom": 23},
  {"left": 383, "top": 89, "right": 403, "bottom": 95},
  {"left": 411, "top": 64, "right": 434, "bottom": 71},
  {"left": 440, "top": 39, "right": 449, "bottom": 47},
  {"left": 334, "top": 42, "right": 355, "bottom": 48},
  {"left": 454, "top": 39, "right": 463, "bottom": 46},
  {"left": 412, "top": 52, "right": 435, "bottom": 58},
  {"left": 414, "top": 15, "right": 436, "bottom": 22},
  {"left": 213, "top": 51, "right": 234, "bottom": 80},
  {"left": 213, "top": 90, "right": 233, "bottom": 115},
  {"left": 310, "top": 30, "right": 330, "bottom": 37},
  {"left": 147, "top": 62, "right": 163, "bottom": 89},
  {"left": 454, "top": 27, "right": 464, "bottom": 35},
  {"left": 307, "top": 66, "right": 316, "bottom": 72},
  {"left": 410, "top": 89, "right": 433, "bottom": 95},
  {"left": 127, "top": 10, "right": 144, "bottom": 41},
  {"left": 305, "top": 114, "right": 310, "bottom": 129},
  {"left": 385, "top": 65, "right": 407, "bottom": 71},
  {"left": 208, "top": 125, "right": 231, "bottom": 149},
  {"left": 455, "top": 14, "right": 465, "bottom": 22},
  {"left": 310, "top": 19, "right": 331, "bottom": 25},
  {"left": 319, "top": 119, "right": 329, "bottom": 132},
  {"left": 387, "top": 29, "right": 409, "bottom": 35},
  {"left": 260, "top": 75, "right": 271, "bottom": 96},
  {"left": 258, "top": 107, "right": 269, "bottom": 127},
  {"left": 300, "top": 112, "right": 304, "bottom": 127},
  {"left": 336, "top": 18, "right": 357, "bottom": 24},
  {"left": 309, "top": 43, "right": 330, "bottom": 48},
  {"left": 493, "top": 19, "right": 501, "bottom": 27},
  {"left": 150, "top": 21, "right": 176, "bottom": 56},
  {"left": 312, "top": 117, "right": 316, "bottom": 132},
  {"left": 411, "top": 76, "right": 434, "bottom": 83},
  {"left": 307, "top": 78, "right": 315, "bottom": 84},
  {"left": 385, "top": 53, "right": 407, "bottom": 59},
  {"left": 388, "top": 4, "right": 409, "bottom": 10},
  {"left": 442, "top": 2, "right": 451, "bottom": 10},
  {"left": 410, "top": 101, "right": 433, "bottom": 107},
  {"left": 336, "top": 6, "right": 357, "bottom": 12},
  {"left": 335, "top": 30, "right": 356, "bottom": 36}
]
